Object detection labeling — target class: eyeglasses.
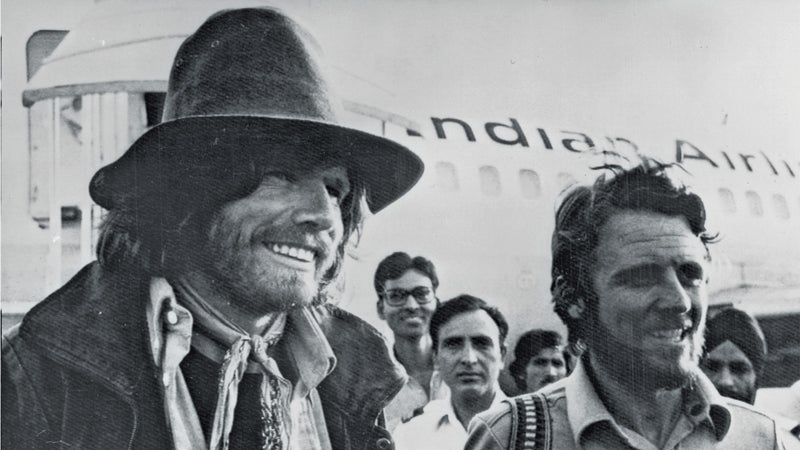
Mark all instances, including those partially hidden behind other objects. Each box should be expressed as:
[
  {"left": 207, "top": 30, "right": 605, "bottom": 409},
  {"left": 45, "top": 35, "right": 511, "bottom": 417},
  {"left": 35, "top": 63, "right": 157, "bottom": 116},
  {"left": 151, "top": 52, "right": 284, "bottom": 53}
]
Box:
[{"left": 382, "top": 287, "right": 433, "bottom": 306}]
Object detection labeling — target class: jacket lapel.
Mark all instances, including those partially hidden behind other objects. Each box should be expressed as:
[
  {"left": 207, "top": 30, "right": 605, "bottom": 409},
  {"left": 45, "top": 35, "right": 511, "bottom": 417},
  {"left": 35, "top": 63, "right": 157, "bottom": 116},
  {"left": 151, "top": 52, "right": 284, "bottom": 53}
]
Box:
[{"left": 20, "top": 262, "right": 156, "bottom": 399}]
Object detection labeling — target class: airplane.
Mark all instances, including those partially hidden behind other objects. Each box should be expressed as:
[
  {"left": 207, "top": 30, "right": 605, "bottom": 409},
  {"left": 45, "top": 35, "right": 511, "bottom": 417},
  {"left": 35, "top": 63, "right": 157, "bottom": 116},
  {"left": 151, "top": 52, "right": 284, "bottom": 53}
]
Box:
[{"left": 2, "top": 0, "right": 799, "bottom": 403}]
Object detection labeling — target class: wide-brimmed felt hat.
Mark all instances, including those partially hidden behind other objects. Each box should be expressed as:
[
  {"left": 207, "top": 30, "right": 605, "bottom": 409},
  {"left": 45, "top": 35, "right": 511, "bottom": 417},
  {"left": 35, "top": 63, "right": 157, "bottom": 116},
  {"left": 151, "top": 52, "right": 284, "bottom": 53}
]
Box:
[{"left": 89, "top": 7, "right": 423, "bottom": 214}]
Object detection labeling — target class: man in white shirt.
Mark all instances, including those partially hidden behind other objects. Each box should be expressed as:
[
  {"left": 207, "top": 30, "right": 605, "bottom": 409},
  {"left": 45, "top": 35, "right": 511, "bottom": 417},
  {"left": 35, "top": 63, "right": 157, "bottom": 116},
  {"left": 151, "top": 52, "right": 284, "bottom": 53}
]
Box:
[
  {"left": 375, "top": 252, "right": 450, "bottom": 430},
  {"left": 393, "top": 295, "right": 508, "bottom": 449}
]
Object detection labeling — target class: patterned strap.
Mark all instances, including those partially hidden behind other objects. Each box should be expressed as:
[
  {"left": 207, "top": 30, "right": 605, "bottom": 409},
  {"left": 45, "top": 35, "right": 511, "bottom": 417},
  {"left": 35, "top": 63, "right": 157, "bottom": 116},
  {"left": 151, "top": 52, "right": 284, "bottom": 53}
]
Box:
[{"left": 512, "top": 394, "right": 551, "bottom": 450}]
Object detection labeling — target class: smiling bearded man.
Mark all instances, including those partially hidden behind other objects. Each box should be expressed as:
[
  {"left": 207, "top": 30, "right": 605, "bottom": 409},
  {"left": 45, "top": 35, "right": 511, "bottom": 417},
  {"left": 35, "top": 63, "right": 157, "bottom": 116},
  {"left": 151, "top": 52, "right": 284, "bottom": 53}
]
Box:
[
  {"left": 467, "top": 159, "right": 795, "bottom": 450},
  {"left": 2, "top": 7, "right": 423, "bottom": 450}
]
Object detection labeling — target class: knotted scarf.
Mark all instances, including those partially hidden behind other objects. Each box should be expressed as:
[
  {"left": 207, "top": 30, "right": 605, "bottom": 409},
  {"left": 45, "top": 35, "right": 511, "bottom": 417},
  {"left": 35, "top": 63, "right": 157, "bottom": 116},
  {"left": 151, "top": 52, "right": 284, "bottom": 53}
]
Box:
[{"left": 174, "top": 279, "right": 288, "bottom": 450}]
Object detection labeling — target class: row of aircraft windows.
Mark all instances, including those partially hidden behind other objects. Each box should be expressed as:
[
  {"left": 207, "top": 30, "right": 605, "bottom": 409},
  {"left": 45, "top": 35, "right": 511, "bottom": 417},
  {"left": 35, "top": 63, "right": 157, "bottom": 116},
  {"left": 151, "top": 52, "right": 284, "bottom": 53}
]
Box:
[
  {"left": 434, "top": 162, "right": 556, "bottom": 199},
  {"left": 718, "top": 188, "right": 797, "bottom": 220},
  {"left": 433, "top": 162, "right": 797, "bottom": 221}
]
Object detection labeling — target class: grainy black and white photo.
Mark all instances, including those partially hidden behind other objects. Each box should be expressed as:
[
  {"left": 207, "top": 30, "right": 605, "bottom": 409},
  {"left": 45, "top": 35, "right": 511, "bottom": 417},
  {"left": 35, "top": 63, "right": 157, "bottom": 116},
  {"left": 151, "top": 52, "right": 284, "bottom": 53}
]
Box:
[{"left": 2, "top": 1, "right": 799, "bottom": 449}]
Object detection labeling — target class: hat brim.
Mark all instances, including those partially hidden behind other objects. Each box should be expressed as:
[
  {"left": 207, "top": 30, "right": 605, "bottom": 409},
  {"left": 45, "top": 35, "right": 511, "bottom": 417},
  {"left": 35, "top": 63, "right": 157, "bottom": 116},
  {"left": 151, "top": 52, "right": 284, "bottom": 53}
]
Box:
[{"left": 89, "top": 116, "right": 424, "bottom": 214}]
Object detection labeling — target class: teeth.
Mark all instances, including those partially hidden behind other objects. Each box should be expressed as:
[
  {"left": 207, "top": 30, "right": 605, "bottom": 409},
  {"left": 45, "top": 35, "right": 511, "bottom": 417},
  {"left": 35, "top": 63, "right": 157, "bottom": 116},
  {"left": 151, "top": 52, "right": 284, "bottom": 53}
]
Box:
[
  {"left": 650, "top": 329, "right": 682, "bottom": 341},
  {"left": 270, "top": 244, "right": 314, "bottom": 262}
]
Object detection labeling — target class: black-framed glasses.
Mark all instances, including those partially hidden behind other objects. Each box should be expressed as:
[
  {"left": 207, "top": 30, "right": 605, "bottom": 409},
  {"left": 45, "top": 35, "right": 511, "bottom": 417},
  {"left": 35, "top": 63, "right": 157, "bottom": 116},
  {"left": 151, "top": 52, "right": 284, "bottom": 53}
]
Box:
[{"left": 382, "top": 287, "right": 433, "bottom": 306}]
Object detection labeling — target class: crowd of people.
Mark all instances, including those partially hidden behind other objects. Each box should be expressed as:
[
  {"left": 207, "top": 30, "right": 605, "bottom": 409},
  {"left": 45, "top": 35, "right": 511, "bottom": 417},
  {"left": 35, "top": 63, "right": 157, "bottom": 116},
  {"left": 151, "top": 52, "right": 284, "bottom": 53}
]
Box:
[{"left": 3, "top": 6, "right": 799, "bottom": 449}]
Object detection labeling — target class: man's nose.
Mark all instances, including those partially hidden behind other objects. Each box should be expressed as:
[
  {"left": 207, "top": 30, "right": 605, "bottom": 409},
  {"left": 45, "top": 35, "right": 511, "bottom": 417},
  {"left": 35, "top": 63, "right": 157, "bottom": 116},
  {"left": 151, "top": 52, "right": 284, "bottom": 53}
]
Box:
[
  {"left": 460, "top": 343, "right": 478, "bottom": 364},
  {"left": 546, "top": 364, "right": 559, "bottom": 376},
  {"left": 715, "top": 367, "right": 735, "bottom": 387},
  {"left": 292, "top": 179, "right": 337, "bottom": 231},
  {"left": 400, "top": 294, "right": 421, "bottom": 309},
  {"left": 656, "top": 268, "right": 693, "bottom": 314}
]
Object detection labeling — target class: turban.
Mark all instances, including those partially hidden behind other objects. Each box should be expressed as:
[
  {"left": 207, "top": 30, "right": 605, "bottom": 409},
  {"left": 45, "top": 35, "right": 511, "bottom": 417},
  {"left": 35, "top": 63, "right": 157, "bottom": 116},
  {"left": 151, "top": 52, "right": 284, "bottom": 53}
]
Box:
[{"left": 705, "top": 308, "right": 767, "bottom": 374}]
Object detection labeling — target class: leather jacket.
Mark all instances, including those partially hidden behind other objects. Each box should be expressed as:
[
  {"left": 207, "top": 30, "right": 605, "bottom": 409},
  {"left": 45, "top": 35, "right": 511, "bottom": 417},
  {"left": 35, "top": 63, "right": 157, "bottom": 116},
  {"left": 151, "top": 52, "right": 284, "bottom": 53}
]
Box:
[{"left": 2, "top": 262, "right": 404, "bottom": 449}]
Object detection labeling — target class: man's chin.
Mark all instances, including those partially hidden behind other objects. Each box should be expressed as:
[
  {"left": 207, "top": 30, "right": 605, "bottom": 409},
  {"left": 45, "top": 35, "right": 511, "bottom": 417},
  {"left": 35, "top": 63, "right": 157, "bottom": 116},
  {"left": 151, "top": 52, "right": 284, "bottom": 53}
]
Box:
[
  {"left": 238, "top": 280, "right": 321, "bottom": 314},
  {"left": 590, "top": 327, "right": 701, "bottom": 391},
  {"left": 716, "top": 386, "right": 755, "bottom": 404},
  {"left": 453, "top": 383, "right": 490, "bottom": 400}
]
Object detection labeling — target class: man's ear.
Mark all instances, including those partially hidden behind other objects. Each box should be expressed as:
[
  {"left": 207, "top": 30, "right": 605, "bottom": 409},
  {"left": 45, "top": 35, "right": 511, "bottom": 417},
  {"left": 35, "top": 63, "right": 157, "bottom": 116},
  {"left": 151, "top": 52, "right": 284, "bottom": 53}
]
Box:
[
  {"left": 377, "top": 300, "right": 386, "bottom": 320},
  {"left": 500, "top": 344, "right": 508, "bottom": 358},
  {"left": 568, "top": 298, "right": 586, "bottom": 319}
]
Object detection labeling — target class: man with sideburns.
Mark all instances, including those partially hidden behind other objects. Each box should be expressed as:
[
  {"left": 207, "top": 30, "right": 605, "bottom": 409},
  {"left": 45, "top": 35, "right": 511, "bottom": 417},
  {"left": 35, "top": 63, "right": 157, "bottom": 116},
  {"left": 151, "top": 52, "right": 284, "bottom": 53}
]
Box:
[
  {"left": 467, "top": 159, "right": 794, "bottom": 449},
  {"left": 2, "top": 7, "right": 423, "bottom": 449}
]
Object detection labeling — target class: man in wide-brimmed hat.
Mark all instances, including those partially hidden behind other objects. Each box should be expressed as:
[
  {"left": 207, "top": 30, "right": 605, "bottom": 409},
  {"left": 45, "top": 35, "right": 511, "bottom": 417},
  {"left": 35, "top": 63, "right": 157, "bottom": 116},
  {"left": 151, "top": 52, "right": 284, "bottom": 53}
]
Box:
[{"left": 3, "top": 7, "right": 422, "bottom": 449}]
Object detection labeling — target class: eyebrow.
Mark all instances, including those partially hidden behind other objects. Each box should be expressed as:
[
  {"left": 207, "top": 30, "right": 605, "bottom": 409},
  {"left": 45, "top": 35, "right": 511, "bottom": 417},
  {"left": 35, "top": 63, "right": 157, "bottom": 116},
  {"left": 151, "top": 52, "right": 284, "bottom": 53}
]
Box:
[{"left": 609, "top": 263, "right": 659, "bottom": 284}]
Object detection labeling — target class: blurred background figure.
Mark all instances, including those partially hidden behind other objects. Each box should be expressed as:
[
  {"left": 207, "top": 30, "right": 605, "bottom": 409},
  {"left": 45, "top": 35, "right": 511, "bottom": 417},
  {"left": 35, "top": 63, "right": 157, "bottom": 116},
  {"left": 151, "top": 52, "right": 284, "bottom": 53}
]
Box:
[
  {"left": 508, "top": 329, "right": 570, "bottom": 394},
  {"left": 701, "top": 308, "right": 766, "bottom": 404},
  {"left": 374, "top": 252, "right": 448, "bottom": 430}
]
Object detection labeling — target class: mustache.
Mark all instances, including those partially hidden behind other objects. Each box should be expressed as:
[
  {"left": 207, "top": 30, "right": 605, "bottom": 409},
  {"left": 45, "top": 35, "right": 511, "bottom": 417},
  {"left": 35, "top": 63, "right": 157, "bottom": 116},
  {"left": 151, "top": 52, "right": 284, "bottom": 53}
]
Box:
[{"left": 715, "top": 386, "right": 754, "bottom": 404}]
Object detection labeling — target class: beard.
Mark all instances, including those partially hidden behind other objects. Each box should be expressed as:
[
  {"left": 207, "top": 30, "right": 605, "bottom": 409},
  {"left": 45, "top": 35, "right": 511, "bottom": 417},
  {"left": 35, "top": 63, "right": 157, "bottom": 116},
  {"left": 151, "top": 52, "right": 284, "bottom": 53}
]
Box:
[
  {"left": 587, "top": 317, "right": 704, "bottom": 391},
  {"left": 715, "top": 384, "right": 756, "bottom": 404},
  {"left": 200, "top": 216, "right": 339, "bottom": 315}
]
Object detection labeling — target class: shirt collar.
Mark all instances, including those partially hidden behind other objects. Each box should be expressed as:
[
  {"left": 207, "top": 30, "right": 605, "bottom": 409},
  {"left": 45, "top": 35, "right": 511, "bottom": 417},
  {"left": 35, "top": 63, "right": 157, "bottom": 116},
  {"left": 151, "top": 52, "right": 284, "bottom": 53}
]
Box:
[
  {"left": 438, "top": 385, "right": 508, "bottom": 430},
  {"left": 282, "top": 307, "right": 337, "bottom": 398},
  {"left": 565, "top": 359, "right": 732, "bottom": 445},
  {"left": 683, "top": 369, "right": 732, "bottom": 440},
  {"left": 146, "top": 277, "right": 336, "bottom": 398}
]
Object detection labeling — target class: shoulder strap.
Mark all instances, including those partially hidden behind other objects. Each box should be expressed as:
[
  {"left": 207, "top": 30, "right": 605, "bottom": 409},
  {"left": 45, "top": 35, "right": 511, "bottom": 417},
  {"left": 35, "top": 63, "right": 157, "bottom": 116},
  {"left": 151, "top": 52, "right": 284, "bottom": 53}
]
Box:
[{"left": 511, "top": 393, "right": 552, "bottom": 450}]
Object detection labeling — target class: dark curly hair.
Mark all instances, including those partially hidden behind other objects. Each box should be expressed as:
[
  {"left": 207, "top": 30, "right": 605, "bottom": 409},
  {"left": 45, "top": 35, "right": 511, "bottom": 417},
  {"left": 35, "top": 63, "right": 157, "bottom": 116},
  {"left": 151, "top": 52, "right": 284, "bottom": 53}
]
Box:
[
  {"left": 551, "top": 157, "right": 717, "bottom": 351},
  {"left": 96, "top": 151, "right": 366, "bottom": 297}
]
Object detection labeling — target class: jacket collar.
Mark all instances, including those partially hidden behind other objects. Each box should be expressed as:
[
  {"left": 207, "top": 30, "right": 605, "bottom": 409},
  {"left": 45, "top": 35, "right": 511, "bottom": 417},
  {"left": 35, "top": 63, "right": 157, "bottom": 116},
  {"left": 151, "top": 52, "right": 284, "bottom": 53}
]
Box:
[
  {"left": 20, "top": 262, "right": 406, "bottom": 417},
  {"left": 20, "top": 263, "right": 153, "bottom": 396}
]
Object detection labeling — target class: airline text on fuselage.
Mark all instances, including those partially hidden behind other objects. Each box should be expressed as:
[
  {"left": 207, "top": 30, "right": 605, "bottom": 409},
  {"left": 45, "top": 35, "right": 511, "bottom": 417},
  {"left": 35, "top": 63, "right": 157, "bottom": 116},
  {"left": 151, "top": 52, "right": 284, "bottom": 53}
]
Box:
[{"left": 410, "top": 116, "right": 799, "bottom": 179}]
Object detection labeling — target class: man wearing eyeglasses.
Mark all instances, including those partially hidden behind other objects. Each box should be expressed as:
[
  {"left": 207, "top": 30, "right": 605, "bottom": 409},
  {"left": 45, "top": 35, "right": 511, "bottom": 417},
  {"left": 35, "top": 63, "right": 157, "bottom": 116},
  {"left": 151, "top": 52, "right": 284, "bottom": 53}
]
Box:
[{"left": 374, "top": 252, "right": 449, "bottom": 430}]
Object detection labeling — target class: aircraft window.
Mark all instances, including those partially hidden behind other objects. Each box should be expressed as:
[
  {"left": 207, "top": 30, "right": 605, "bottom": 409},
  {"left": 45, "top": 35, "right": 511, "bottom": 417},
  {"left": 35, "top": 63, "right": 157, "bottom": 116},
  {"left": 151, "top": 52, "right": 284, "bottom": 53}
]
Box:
[
  {"left": 557, "top": 173, "right": 576, "bottom": 190},
  {"left": 772, "top": 194, "right": 790, "bottom": 220},
  {"left": 434, "top": 162, "right": 459, "bottom": 192},
  {"left": 745, "top": 191, "right": 763, "bottom": 217},
  {"left": 717, "top": 188, "right": 737, "bottom": 214},
  {"left": 519, "top": 169, "right": 541, "bottom": 198},
  {"left": 479, "top": 166, "right": 502, "bottom": 196}
]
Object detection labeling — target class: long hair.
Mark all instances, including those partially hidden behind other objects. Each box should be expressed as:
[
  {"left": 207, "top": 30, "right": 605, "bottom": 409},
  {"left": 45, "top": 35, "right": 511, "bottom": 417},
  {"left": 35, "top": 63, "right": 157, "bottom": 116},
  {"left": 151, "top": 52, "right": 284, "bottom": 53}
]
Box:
[{"left": 96, "top": 155, "right": 366, "bottom": 290}]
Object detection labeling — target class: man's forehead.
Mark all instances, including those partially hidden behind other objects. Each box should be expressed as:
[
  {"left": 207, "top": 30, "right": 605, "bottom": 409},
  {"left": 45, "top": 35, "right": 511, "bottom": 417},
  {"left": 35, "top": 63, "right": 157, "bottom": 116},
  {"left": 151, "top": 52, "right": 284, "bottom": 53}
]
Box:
[
  {"left": 384, "top": 270, "right": 434, "bottom": 288},
  {"left": 596, "top": 210, "right": 706, "bottom": 257},
  {"left": 439, "top": 310, "right": 499, "bottom": 337},
  {"left": 267, "top": 153, "right": 349, "bottom": 176},
  {"left": 535, "top": 347, "right": 564, "bottom": 356}
]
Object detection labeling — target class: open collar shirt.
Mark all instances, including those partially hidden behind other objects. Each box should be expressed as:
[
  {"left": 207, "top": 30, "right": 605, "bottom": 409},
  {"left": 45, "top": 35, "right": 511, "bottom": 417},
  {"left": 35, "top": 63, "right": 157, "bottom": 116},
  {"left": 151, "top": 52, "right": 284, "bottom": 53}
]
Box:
[
  {"left": 383, "top": 347, "right": 450, "bottom": 431},
  {"left": 147, "top": 277, "right": 335, "bottom": 450},
  {"left": 468, "top": 359, "right": 790, "bottom": 449},
  {"left": 565, "top": 361, "right": 730, "bottom": 449},
  {"left": 393, "top": 385, "right": 507, "bottom": 450}
]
